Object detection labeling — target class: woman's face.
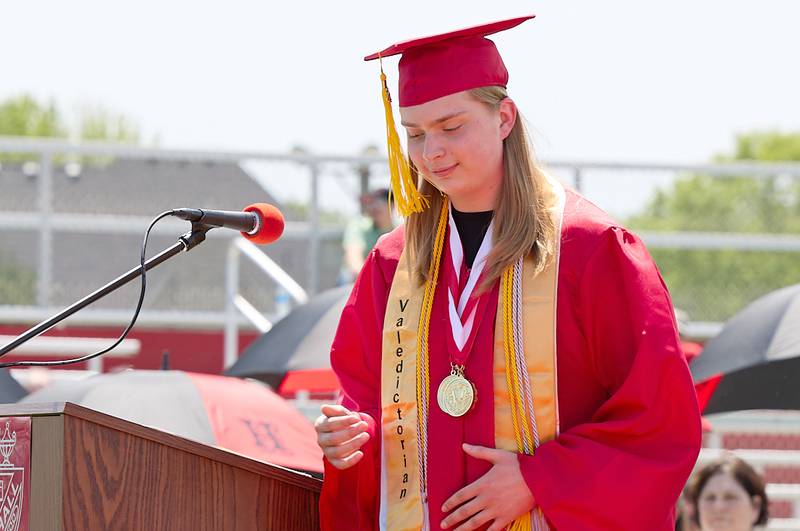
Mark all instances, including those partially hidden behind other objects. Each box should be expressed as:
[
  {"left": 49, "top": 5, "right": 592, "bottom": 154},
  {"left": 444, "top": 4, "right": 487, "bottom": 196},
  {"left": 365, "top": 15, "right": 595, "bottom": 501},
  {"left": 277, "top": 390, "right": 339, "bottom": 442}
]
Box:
[
  {"left": 399, "top": 90, "right": 516, "bottom": 212},
  {"left": 697, "top": 472, "right": 761, "bottom": 531}
]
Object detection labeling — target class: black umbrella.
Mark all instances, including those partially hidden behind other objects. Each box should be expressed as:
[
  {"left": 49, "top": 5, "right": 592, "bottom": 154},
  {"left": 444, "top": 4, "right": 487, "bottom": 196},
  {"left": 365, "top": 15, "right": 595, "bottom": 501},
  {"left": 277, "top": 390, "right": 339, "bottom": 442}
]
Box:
[
  {"left": 226, "top": 284, "right": 351, "bottom": 388},
  {"left": 691, "top": 283, "right": 800, "bottom": 414},
  {"left": 0, "top": 369, "right": 27, "bottom": 403}
]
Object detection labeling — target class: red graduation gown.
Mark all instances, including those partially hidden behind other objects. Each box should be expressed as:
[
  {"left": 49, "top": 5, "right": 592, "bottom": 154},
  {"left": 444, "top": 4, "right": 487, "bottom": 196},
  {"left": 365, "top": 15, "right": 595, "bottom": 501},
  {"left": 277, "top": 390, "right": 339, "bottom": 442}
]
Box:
[{"left": 320, "top": 189, "right": 702, "bottom": 530}]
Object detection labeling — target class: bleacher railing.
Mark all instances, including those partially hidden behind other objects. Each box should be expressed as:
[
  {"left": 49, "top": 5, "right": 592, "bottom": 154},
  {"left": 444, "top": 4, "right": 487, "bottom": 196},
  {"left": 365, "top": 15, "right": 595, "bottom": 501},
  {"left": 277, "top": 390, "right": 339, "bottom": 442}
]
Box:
[{"left": 224, "top": 237, "right": 308, "bottom": 367}]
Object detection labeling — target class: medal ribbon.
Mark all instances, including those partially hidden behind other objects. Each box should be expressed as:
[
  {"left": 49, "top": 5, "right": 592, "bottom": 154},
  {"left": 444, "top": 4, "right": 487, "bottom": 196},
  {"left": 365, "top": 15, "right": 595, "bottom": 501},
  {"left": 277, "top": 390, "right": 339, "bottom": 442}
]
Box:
[{"left": 443, "top": 209, "right": 495, "bottom": 371}]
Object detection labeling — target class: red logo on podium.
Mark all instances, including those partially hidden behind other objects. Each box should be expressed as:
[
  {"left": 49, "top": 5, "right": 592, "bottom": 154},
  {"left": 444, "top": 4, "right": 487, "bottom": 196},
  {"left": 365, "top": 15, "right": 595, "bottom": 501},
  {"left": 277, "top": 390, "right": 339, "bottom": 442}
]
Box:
[{"left": 0, "top": 417, "right": 30, "bottom": 531}]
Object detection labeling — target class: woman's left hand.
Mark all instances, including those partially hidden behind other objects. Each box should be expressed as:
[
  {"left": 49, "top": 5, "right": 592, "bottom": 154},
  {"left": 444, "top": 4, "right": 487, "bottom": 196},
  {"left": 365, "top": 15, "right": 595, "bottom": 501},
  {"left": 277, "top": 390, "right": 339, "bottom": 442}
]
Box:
[{"left": 440, "top": 444, "right": 536, "bottom": 530}]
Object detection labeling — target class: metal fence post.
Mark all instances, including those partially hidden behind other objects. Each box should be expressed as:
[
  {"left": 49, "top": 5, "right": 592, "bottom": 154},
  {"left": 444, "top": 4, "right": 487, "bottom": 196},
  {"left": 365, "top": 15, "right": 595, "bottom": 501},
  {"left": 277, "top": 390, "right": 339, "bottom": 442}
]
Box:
[
  {"left": 37, "top": 152, "right": 53, "bottom": 307},
  {"left": 224, "top": 243, "right": 240, "bottom": 368},
  {"left": 309, "top": 162, "right": 320, "bottom": 295}
]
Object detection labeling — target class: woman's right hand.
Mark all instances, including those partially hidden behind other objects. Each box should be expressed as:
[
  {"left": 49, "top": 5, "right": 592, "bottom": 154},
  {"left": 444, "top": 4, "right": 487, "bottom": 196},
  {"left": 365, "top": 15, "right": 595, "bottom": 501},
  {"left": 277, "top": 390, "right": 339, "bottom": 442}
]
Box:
[{"left": 314, "top": 404, "right": 371, "bottom": 470}]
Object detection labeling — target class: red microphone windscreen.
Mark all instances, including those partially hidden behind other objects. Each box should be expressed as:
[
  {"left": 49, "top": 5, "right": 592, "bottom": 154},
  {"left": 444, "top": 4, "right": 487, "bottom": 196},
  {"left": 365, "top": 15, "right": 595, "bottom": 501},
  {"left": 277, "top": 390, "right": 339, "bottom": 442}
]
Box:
[{"left": 242, "top": 203, "right": 285, "bottom": 244}]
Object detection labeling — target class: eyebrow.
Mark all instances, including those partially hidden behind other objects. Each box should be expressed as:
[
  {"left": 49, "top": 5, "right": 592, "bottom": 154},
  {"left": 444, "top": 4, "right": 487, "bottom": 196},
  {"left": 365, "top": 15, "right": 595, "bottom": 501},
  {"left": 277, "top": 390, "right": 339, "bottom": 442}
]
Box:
[{"left": 401, "top": 111, "right": 467, "bottom": 128}]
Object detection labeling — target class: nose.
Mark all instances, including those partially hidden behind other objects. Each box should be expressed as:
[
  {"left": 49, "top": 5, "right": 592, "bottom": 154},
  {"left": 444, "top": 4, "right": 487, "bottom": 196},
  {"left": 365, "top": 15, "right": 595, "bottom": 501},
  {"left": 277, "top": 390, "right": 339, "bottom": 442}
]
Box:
[
  {"left": 422, "top": 134, "right": 445, "bottom": 163},
  {"left": 709, "top": 498, "right": 728, "bottom": 512}
]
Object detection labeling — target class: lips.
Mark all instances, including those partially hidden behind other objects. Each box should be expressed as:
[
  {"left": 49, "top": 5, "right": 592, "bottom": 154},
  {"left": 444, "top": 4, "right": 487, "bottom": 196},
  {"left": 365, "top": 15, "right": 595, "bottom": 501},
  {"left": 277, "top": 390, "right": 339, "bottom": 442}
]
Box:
[{"left": 430, "top": 163, "right": 457, "bottom": 177}]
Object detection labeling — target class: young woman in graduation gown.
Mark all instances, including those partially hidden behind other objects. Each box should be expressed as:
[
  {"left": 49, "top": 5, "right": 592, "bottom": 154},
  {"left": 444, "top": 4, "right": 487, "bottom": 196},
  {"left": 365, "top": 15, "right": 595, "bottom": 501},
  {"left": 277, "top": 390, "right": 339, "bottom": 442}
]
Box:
[{"left": 315, "top": 15, "right": 702, "bottom": 531}]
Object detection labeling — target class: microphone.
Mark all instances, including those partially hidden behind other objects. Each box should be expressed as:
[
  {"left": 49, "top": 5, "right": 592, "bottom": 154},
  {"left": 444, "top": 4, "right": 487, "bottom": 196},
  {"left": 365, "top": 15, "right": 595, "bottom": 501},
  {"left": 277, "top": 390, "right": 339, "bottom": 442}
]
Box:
[{"left": 172, "top": 203, "right": 284, "bottom": 244}]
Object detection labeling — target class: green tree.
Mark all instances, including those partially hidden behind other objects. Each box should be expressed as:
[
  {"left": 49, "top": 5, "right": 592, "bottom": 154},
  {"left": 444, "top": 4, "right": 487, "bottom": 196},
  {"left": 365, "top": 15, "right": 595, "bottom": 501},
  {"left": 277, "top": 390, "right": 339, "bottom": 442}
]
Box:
[
  {"left": 628, "top": 131, "right": 800, "bottom": 322},
  {"left": 0, "top": 95, "right": 67, "bottom": 138},
  {"left": 0, "top": 94, "right": 141, "bottom": 152},
  {"left": 727, "top": 131, "right": 800, "bottom": 161},
  {"left": 78, "top": 104, "right": 140, "bottom": 144},
  {"left": 0, "top": 95, "right": 68, "bottom": 163},
  {"left": 75, "top": 104, "right": 140, "bottom": 166}
]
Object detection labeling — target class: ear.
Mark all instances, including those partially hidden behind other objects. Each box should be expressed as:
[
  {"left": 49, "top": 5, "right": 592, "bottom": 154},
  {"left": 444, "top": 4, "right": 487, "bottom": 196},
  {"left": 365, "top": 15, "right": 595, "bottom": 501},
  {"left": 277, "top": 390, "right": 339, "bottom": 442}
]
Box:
[
  {"left": 498, "top": 97, "right": 518, "bottom": 140},
  {"left": 751, "top": 495, "right": 763, "bottom": 524}
]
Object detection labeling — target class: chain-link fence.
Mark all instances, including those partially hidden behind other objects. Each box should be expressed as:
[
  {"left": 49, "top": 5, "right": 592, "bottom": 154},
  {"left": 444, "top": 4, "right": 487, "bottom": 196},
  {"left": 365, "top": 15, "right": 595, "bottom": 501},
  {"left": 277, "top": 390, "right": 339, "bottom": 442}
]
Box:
[{"left": 1, "top": 137, "right": 799, "bottom": 336}]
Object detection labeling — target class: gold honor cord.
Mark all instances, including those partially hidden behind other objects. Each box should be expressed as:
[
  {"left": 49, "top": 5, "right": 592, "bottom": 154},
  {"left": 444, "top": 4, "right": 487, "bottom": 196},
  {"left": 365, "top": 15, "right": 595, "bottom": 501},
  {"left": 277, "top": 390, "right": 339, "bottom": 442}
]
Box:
[{"left": 502, "top": 267, "right": 525, "bottom": 454}]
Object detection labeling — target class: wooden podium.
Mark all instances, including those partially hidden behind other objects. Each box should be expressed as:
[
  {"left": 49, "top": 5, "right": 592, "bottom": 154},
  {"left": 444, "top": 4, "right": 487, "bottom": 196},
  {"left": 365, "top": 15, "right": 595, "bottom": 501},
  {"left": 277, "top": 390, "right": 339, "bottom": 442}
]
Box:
[{"left": 0, "top": 402, "right": 322, "bottom": 530}]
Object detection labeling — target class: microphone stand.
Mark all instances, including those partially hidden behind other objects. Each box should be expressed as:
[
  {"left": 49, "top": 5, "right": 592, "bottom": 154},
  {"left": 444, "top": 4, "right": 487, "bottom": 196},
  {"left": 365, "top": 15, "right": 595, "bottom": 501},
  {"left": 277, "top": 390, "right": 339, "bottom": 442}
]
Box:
[{"left": 0, "top": 222, "right": 211, "bottom": 358}]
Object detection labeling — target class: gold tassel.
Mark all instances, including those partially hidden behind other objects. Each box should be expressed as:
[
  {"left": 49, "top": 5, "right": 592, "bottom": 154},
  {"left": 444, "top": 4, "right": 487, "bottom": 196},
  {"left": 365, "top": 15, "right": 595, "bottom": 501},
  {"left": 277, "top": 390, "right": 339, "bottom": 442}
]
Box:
[{"left": 379, "top": 61, "right": 428, "bottom": 216}]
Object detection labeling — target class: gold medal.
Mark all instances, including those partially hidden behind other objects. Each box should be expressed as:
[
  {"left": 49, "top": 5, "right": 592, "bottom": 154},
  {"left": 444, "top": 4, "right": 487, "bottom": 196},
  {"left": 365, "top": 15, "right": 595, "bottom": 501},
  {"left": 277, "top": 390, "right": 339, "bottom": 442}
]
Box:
[{"left": 437, "top": 365, "right": 476, "bottom": 417}]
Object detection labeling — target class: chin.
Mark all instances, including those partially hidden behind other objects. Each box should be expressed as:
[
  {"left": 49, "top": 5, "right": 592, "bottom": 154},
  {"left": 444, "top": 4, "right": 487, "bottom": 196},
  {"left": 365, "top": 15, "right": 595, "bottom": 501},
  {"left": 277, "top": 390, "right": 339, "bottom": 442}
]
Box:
[
  {"left": 438, "top": 184, "right": 468, "bottom": 201},
  {"left": 422, "top": 176, "right": 452, "bottom": 195}
]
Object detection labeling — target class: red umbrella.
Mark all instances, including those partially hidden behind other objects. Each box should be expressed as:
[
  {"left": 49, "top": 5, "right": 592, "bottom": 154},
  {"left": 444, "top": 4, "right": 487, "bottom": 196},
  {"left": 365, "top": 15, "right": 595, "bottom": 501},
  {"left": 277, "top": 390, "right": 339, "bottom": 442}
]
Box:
[
  {"left": 278, "top": 368, "right": 340, "bottom": 397},
  {"left": 683, "top": 340, "right": 715, "bottom": 432},
  {"left": 21, "top": 370, "right": 323, "bottom": 473}
]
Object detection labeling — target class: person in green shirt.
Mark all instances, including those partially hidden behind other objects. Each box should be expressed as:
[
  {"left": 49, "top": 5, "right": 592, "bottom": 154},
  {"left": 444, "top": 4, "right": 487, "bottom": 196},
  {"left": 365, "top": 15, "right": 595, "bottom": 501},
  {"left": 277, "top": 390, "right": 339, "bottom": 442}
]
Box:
[{"left": 341, "top": 188, "right": 393, "bottom": 283}]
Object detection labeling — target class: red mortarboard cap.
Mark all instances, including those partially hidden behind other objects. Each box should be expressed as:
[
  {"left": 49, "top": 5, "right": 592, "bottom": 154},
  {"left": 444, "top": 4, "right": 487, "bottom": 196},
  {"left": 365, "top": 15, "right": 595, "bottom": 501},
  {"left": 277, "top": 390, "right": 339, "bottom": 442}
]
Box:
[{"left": 365, "top": 15, "right": 534, "bottom": 107}]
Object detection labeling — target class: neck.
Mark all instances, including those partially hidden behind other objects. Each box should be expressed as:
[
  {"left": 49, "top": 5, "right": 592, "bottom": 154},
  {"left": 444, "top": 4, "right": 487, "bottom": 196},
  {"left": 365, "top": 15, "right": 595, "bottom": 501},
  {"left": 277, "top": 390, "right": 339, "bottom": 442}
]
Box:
[{"left": 449, "top": 189, "right": 499, "bottom": 212}]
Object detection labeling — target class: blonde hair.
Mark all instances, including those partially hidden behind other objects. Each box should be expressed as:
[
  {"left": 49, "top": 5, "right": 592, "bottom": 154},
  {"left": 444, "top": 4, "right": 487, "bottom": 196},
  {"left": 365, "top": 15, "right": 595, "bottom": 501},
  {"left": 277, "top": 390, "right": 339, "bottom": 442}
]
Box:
[{"left": 404, "top": 86, "right": 557, "bottom": 291}]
